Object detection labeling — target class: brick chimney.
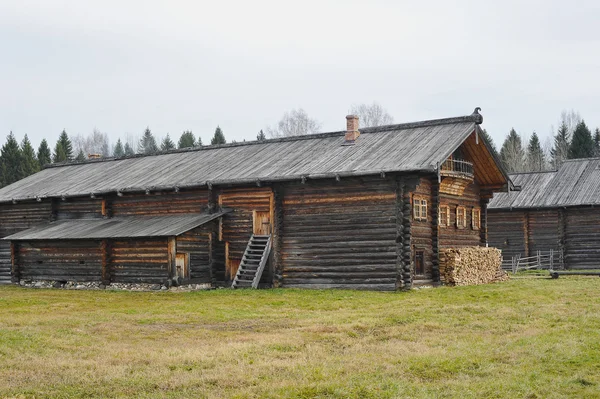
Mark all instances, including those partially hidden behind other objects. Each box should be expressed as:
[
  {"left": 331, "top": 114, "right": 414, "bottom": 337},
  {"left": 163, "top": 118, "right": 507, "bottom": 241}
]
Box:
[{"left": 345, "top": 115, "right": 360, "bottom": 142}]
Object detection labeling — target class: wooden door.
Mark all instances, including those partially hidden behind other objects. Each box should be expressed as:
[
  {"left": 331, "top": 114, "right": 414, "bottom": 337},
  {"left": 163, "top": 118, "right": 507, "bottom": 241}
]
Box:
[
  {"left": 414, "top": 251, "right": 424, "bottom": 276},
  {"left": 253, "top": 211, "right": 271, "bottom": 235},
  {"left": 176, "top": 253, "right": 189, "bottom": 280}
]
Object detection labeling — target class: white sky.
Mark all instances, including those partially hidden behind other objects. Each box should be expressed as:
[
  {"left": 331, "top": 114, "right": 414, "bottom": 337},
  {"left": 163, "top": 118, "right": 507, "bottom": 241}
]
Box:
[{"left": 1, "top": 0, "right": 599, "bottom": 150}]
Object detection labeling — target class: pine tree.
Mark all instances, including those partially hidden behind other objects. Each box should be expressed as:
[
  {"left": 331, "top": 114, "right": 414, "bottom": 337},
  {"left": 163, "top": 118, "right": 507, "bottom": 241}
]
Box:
[
  {"left": 138, "top": 127, "right": 159, "bottom": 155},
  {"left": 527, "top": 132, "right": 545, "bottom": 171},
  {"left": 178, "top": 131, "right": 196, "bottom": 149},
  {"left": 75, "top": 149, "right": 86, "bottom": 162},
  {"left": 53, "top": 129, "right": 73, "bottom": 163},
  {"left": 161, "top": 134, "right": 176, "bottom": 151},
  {"left": 594, "top": 128, "right": 600, "bottom": 157},
  {"left": 113, "top": 139, "right": 125, "bottom": 158},
  {"left": 124, "top": 142, "right": 135, "bottom": 156},
  {"left": 499, "top": 128, "right": 525, "bottom": 173},
  {"left": 568, "top": 120, "right": 594, "bottom": 159},
  {"left": 211, "top": 126, "right": 226, "bottom": 145},
  {"left": 480, "top": 128, "right": 498, "bottom": 158},
  {"left": 0, "top": 132, "right": 24, "bottom": 186},
  {"left": 197, "top": 136, "right": 203, "bottom": 146},
  {"left": 257, "top": 129, "right": 266, "bottom": 141},
  {"left": 20, "top": 135, "right": 40, "bottom": 177},
  {"left": 37, "top": 139, "right": 52, "bottom": 167},
  {"left": 551, "top": 122, "right": 571, "bottom": 169}
]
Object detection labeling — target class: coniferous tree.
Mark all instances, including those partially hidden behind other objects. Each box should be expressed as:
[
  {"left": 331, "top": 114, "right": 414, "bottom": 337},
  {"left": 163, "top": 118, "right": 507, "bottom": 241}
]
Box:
[
  {"left": 568, "top": 120, "right": 594, "bottom": 159},
  {"left": 113, "top": 139, "right": 125, "bottom": 158},
  {"left": 20, "top": 135, "right": 40, "bottom": 177},
  {"left": 37, "top": 139, "right": 52, "bottom": 167},
  {"left": 211, "top": 126, "right": 226, "bottom": 145},
  {"left": 499, "top": 128, "right": 525, "bottom": 173},
  {"left": 594, "top": 128, "right": 600, "bottom": 157},
  {"left": 197, "top": 136, "right": 203, "bottom": 146},
  {"left": 257, "top": 130, "right": 266, "bottom": 141},
  {"left": 480, "top": 128, "right": 498, "bottom": 158},
  {"left": 178, "top": 131, "right": 196, "bottom": 149},
  {"left": 551, "top": 122, "right": 571, "bottom": 169},
  {"left": 53, "top": 129, "right": 73, "bottom": 163},
  {"left": 161, "top": 134, "right": 176, "bottom": 151},
  {"left": 527, "top": 131, "right": 545, "bottom": 171},
  {"left": 75, "top": 149, "right": 86, "bottom": 162},
  {"left": 0, "top": 132, "right": 24, "bottom": 186},
  {"left": 138, "top": 127, "right": 159, "bottom": 155},
  {"left": 124, "top": 142, "right": 135, "bottom": 156}
]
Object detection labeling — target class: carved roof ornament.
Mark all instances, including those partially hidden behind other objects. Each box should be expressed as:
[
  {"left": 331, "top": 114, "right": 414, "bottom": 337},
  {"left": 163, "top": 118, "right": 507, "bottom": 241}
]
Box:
[{"left": 471, "top": 107, "right": 483, "bottom": 124}]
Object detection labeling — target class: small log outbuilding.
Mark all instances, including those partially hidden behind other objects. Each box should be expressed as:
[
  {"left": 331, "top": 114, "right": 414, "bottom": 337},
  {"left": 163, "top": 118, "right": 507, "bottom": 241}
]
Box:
[
  {"left": 488, "top": 158, "right": 600, "bottom": 269},
  {"left": 0, "top": 109, "right": 512, "bottom": 290}
]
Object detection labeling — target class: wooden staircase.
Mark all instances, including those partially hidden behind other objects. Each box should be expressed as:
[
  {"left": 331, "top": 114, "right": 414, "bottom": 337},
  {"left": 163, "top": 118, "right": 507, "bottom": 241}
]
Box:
[{"left": 232, "top": 234, "right": 272, "bottom": 289}]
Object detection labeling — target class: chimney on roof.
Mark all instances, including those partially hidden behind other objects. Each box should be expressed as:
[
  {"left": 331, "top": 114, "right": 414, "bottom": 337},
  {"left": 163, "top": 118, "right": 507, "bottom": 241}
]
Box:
[{"left": 345, "top": 115, "right": 360, "bottom": 143}]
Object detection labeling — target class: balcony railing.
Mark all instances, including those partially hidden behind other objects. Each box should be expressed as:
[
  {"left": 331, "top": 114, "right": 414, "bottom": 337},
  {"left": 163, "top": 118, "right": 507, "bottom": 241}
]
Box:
[{"left": 440, "top": 159, "right": 474, "bottom": 179}]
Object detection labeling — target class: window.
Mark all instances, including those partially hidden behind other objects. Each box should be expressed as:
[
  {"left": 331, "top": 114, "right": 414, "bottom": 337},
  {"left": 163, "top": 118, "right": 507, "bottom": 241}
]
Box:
[
  {"left": 472, "top": 208, "right": 481, "bottom": 230},
  {"left": 456, "top": 206, "right": 466, "bottom": 229},
  {"left": 439, "top": 205, "right": 450, "bottom": 227},
  {"left": 413, "top": 197, "right": 428, "bottom": 221}
]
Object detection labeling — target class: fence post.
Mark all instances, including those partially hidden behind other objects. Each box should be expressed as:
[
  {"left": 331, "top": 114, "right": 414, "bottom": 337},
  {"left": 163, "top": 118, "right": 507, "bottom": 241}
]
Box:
[
  {"left": 550, "top": 249, "right": 554, "bottom": 270},
  {"left": 537, "top": 251, "right": 541, "bottom": 269}
]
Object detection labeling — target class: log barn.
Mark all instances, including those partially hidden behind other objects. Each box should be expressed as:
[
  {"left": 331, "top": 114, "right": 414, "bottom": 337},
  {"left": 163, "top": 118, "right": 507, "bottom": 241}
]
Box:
[
  {"left": 0, "top": 109, "right": 512, "bottom": 290},
  {"left": 488, "top": 158, "right": 600, "bottom": 269}
]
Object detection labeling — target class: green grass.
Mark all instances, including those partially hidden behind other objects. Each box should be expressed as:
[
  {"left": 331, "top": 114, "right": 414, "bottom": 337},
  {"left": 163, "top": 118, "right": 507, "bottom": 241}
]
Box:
[{"left": 1, "top": 278, "right": 600, "bottom": 398}]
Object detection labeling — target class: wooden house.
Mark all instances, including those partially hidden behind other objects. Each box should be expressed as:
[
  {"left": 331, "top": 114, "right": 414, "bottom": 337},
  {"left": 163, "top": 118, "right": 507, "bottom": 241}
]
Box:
[
  {"left": 0, "top": 109, "right": 512, "bottom": 290},
  {"left": 488, "top": 158, "right": 600, "bottom": 269}
]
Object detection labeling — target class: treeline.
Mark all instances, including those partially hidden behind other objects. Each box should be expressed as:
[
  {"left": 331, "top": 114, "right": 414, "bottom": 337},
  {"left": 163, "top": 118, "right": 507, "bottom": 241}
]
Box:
[
  {"left": 493, "top": 110, "right": 600, "bottom": 173},
  {"left": 0, "top": 126, "right": 228, "bottom": 188}
]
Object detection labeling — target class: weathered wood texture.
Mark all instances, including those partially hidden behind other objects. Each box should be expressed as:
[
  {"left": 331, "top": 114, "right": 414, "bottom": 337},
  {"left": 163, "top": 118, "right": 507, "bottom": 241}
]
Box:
[
  {"left": 528, "top": 210, "right": 559, "bottom": 254},
  {"left": 16, "top": 240, "right": 103, "bottom": 282},
  {"left": 439, "top": 181, "right": 483, "bottom": 248},
  {"left": 487, "top": 210, "right": 527, "bottom": 259},
  {"left": 55, "top": 199, "right": 105, "bottom": 220},
  {"left": 218, "top": 187, "right": 272, "bottom": 280},
  {"left": 110, "top": 239, "right": 169, "bottom": 284},
  {"left": 411, "top": 178, "right": 434, "bottom": 280},
  {"left": 281, "top": 177, "right": 397, "bottom": 291},
  {"left": 175, "top": 221, "right": 218, "bottom": 283},
  {"left": 0, "top": 202, "right": 52, "bottom": 283},
  {"left": 112, "top": 190, "right": 208, "bottom": 216},
  {"left": 564, "top": 208, "right": 600, "bottom": 269}
]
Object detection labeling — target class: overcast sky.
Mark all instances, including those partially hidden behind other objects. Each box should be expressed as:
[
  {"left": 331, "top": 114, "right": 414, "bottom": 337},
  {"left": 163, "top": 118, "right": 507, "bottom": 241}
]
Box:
[{"left": 1, "top": 0, "right": 599, "bottom": 151}]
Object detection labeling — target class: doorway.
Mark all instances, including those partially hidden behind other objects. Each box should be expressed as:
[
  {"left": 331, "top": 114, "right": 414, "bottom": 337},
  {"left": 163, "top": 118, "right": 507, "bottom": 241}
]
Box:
[
  {"left": 253, "top": 211, "right": 271, "bottom": 235},
  {"left": 414, "top": 251, "right": 425, "bottom": 276},
  {"left": 175, "top": 253, "right": 189, "bottom": 280}
]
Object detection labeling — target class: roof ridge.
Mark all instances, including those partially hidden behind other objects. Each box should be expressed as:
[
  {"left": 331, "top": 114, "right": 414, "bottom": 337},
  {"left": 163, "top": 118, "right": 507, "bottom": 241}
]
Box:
[
  {"left": 562, "top": 157, "right": 600, "bottom": 163},
  {"left": 44, "top": 113, "right": 480, "bottom": 170},
  {"left": 509, "top": 170, "right": 558, "bottom": 176}
]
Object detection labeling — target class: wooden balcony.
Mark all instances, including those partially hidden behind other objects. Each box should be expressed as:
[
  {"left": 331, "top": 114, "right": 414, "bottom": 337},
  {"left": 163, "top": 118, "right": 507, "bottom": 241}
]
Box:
[
  {"left": 439, "top": 159, "right": 474, "bottom": 196},
  {"left": 440, "top": 159, "right": 474, "bottom": 180}
]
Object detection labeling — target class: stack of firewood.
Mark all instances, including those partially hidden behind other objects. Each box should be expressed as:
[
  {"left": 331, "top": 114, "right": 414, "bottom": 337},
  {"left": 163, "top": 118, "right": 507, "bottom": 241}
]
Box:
[{"left": 439, "top": 247, "right": 508, "bottom": 286}]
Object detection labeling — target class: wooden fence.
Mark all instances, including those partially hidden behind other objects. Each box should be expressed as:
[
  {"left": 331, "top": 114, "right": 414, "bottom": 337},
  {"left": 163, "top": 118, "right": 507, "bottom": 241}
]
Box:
[{"left": 501, "top": 249, "right": 564, "bottom": 274}]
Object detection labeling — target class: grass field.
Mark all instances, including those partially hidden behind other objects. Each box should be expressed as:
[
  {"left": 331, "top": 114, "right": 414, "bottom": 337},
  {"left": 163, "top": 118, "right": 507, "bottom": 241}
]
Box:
[{"left": 1, "top": 278, "right": 599, "bottom": 399}]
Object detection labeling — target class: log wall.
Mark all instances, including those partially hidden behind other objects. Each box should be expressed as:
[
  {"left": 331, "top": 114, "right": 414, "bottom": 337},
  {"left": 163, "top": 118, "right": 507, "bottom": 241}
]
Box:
[
  {"left": 0, "top": 201, "right": 52, "bottom": 283},
  {"left": 439, "top": 182, "right": 483, "bottom": 248},
  {"left": 565, "top": 208, "right": 600, "bottom": 269},
  {"left": 280, "top": 177, "right": 397, "bottom": 291},
  {"left": 487, "top": 210, "right": 527, "bottom": 260},
  {"left": 16, "top": 240, "right": 103, "bottom": 282},
  {"left": 176, "top": 221, "right": 217, "bottom": 284},
  {"left": 411, "top": 178, "right": 434, "bottom": 280},
  {"left": 110, "top": 239, "right": 169, "bottom": 284},
  {"left": 55, "top": 199, "right": 105, "bottom": 220},
  {"left": 112, "top": 190, "right": 208, "bottom": 216}
]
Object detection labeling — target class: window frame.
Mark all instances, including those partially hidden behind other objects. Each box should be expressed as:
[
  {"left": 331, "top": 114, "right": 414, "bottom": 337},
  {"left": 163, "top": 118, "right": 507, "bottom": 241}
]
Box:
[
  {"left": 439, "top": 205, "right": 450, "bottom": 227},
  {"left": 456, "top": 206, "right": 467, "bottom": 229},
  {"left": 472, "top": 207, "right": 481, "bottom": 230},
  {"left": 412, "top": 196, "right": 428, "bottom": 222}
]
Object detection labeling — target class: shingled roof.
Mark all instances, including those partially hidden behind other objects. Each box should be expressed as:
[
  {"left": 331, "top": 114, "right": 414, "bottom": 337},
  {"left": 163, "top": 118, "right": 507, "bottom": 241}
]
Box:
[
  {"left": 0, "top": 111, "right": 507, "bottom": 203},
  {"left": 489, "top": 158, "right": 600, "bottom": 209}
]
